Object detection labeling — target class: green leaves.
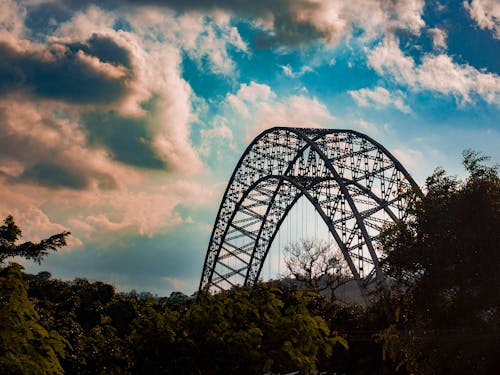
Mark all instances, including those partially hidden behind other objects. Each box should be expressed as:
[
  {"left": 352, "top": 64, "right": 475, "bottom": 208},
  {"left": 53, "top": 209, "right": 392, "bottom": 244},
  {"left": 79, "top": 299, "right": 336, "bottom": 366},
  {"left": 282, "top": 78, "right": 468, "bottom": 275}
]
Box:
[{"left": 0, "top": 264, "right": 65, "bottom": 375}]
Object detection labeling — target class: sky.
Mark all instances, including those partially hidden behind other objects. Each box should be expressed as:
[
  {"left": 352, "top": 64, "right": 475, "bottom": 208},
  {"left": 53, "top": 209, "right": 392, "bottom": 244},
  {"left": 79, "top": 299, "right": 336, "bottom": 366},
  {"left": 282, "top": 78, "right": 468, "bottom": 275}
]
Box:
[{"left": 1, "top": 0, "right": 499, "bottom": 296}]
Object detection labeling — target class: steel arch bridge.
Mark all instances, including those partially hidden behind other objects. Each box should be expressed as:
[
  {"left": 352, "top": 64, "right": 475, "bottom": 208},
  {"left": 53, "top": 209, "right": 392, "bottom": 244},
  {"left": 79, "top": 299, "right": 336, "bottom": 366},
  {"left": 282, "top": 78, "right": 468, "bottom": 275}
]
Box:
[{"left": 200, "top": 127, "right": 420, "bottom": 297}]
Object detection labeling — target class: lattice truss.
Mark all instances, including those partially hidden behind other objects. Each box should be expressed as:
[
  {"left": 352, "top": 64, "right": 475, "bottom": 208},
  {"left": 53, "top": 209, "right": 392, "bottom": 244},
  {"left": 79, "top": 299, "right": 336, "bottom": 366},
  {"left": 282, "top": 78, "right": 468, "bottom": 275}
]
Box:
[{"left": 200, "top": 127, "right": 419, "bottom": 295}]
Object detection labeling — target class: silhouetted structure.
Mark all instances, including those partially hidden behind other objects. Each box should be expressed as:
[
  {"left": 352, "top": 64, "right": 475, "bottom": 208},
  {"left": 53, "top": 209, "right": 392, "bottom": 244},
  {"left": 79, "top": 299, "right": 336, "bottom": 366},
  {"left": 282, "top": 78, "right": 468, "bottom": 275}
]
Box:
[{"left": 200, "top": 127, "right": 420, "bottom": 299}]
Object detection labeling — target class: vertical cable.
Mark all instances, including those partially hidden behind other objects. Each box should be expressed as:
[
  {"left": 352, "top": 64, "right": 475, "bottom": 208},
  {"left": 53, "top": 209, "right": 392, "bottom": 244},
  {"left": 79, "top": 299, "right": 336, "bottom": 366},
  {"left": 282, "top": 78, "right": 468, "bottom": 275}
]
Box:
[
  {"left": 315, "top": 205, "right": 317, "bottom": 242},
  {"left": 302, "top": 197, "right": 304, "bottom": 241},
  {"left": 268, "top": 238, "right": 271, "bottom": 279}
]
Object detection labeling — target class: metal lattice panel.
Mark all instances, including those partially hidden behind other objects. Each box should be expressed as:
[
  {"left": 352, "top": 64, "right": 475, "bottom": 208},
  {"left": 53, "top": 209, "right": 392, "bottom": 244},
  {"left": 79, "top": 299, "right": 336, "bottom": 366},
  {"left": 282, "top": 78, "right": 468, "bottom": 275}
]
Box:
[{"left": 200, "top": 127, "right": 420, "bottom": 297}]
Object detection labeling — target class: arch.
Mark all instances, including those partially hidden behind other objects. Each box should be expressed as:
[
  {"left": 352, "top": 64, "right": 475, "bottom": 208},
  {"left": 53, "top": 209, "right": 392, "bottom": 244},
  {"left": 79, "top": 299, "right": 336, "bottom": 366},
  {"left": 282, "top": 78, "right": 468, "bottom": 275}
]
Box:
[{"left": 200, "top": 127, "right": 420, "bottom": 297}]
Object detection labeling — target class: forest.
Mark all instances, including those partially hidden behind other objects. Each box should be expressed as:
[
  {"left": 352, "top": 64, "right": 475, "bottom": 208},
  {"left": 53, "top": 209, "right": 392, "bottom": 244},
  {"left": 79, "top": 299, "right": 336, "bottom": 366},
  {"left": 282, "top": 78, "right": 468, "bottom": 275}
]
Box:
[{"left": 1, "top": 150, "right": 499, "bottom": 375}]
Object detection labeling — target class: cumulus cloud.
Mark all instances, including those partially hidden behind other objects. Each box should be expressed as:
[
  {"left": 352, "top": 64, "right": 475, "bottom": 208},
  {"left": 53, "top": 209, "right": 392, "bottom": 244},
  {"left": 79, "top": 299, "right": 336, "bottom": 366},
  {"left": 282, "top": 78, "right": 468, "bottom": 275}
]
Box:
[
  {"left": 368, "top": 36, "right": 500, "bottom": 104},
  {"left": 65, "top": 178, "right": 215, "bottom": 240},
  {"left": 0, "top": 36, "right": 132, "bottom": 104},
  {"left": 0, "top": 1, "right": 246, "bottom": 246},
  {"left": 223, "top": 81, "right": 335, "bottom": 139},
  {"left": 464, "top": 0, "right": 500, "bottom": 39},
  {"left": 287, "top": 0, "right": 425, "bottom": 45},
  {"left": 0, "top": 97, "right": 129, "bottom": 190},
  {"left": 13, "top": 2, "right": 216, "bottom": 174},
  {"left": 349, "top": 86, "right": 412, "bottom": 113},
  {"left": 0, "top": 94, "right": 192, "bottom": 243},
  {"left": 128, "top": 8, "right": 248, "bottom": 77},
  {"left": 199, "top": 124, "right": 234, "bottom": 158},
  {"left": 427, "top": 27, "right": 447, "bottom": 49},
  {"left": 27, "top": 0, "right": 425, "bottom": 47}
]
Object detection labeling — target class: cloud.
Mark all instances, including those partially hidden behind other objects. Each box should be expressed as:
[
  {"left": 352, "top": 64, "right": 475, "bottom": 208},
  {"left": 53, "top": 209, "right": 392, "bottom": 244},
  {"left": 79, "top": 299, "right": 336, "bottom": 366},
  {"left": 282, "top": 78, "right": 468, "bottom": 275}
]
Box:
[
  {"left": 26, "top": 0, "right": 425, "bottom": 48},
  {"left": 0, "top": 0, "right": 26, "bottom": 42},
  {"left": 464, "top": 0, "right": 500, "bottom": 39},
  {"left": 0, "top": 205, "right": 80, "bottom": 248},
  {"left": 223, "top": 81, "right": 335, "bottom": 139},
  {"left": 368, "top": 36, "right": 500, "bottom": 104},
  {"left": 0, "top": 1, "right": 242, "bottom": 249},
  {"left": 2, "top": 3, "right": 206, "bottom": 174},
  {"left": 279, "top": 64, "right": 313, "bottom": 77},
  {"left": 0, "top": 96, "right": 126, "bottom": 190},
  {"left": 82, "top": 110, "right": 166, "bottom": 170},
  {"left": 128, "top": 9, "right": 248, "bottom": 77},
  {"left": 354, "top": 119, "right": 384, "bottom": 137},
  {"left": 286, "top": 0, "right": 425, "bottom": 46},
  {"left": 199, "top": 124, "right": 234, "bottom": 159},
  {"left": 427, "top": 27, "right": 447, "bottom": 49},
  {"left": 0, "top": 37, "right": 132, "bottom": 104},
  {"left": 391, "top": 148, "right": 423, "bottom": 169},
  {"left": 163, "top": 276, "right": 187, "bottom": 291},
  {"left": 349, "top": 86, "right": 412, "bottom": 114}
]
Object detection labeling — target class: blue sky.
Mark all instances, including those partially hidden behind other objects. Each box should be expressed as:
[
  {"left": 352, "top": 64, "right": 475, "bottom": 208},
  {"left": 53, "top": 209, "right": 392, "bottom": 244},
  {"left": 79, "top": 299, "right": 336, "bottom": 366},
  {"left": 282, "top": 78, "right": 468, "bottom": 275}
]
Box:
[{"left": 1, "top": 0, "right": 498, "bottom": 295}]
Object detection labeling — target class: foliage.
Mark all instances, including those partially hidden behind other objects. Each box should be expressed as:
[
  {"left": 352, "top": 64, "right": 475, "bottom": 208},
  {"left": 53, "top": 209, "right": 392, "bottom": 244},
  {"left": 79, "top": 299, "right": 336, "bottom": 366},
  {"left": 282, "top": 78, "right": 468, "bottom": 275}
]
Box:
[
  {"left": 378, "top": 150, "right": 500, "bottom": 374},
  {"left": 135, "top": 285, "right": 347, "bottom": 374},
  {"left": 25, "top": 273, "right": 349, "bottom": 374},
  {"left": 0, "top": 215, "right": 70, "bottom": 264},
  {"left": 28, "top": 276, "right": 134, "bottom": 374},
  {"left": 0, "top": 264, "right": 66, "bottom": 375}
]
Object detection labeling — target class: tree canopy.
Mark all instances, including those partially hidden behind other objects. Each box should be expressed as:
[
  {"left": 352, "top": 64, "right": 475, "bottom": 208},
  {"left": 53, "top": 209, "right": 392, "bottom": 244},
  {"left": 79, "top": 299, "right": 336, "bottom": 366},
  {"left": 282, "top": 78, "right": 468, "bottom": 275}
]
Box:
[
  {"left": 0, "top": 264, "right": 66, "bottom": 374},
  {"left": 378, "top": 150, "right": 500, "bottom": 374}
]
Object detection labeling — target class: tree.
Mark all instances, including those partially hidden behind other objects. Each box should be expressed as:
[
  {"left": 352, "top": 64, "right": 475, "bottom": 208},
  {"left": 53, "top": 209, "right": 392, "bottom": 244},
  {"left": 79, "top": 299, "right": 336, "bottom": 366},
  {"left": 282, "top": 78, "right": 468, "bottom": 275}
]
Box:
[
  {"left": 284, "top": 239, "right": 349, "bottom": 302},
  {"left": 377, "top": 150, "right": 500, "bottom": 374},
  {"left": 29, "top": 276, "right": 135, "bottom": 374},
  {"left": 0, "top": 215, "right": 70, "bottom": 264},
  {"left": 171, "top": 285, "right": 347, "bottom": 374},
  {"left": 0, "top": 264, "right": 66, "bottom": 374}
]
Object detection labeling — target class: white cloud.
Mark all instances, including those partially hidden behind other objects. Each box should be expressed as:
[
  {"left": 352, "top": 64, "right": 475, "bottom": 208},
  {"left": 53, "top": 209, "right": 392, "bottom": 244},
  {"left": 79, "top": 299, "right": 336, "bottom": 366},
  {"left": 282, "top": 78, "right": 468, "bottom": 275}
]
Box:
[
  {"left": 391, "top": 148, "right": 423, "bottom": 169},
  {"left": 129, "top": 8, "right": 248, "bottom": 77},
  {"left": 64, "top": 180, "right": 210, "bottom": 240},
  {"left": 281, "top": 64, "right": 294, "bottom": 77},
  {"left": 226, "top": 81, "right": 276, "bottom": 118},
  {"left": 427, "top": 27, "right": 447, "bottom": 49},
  {"left": 0, "top": 2, "right": 246, "bottom": 247},
  {"left": 0, "top": 95, "right": 209, "bottom": 242},
  {"left": 199, "top": 124, "right": 234, "bottom": 158},
  {"left": 223, "top": 81, "right": 335, "bottom": 140},
  {"left": 0, "top": 96, "right": 135, "bottom": 190},
  {"left": 53, "top": 5, "right": 116, "bottom": 38},
  {"left": 50, "top": 6, "right": 206, "bottom": 174},
  {"left": 464, "top": 0, "right": 500, "bottom": 39},
  {"left": 279, "top": 64, "right": 313, "bottom": 78},
  {"left": 288, "top": 0, "right": 425, "bottom": 45},
  {"left": 349, "top": 86, "right": 412, "bottom": 113},
  {"left": 368, "top": 36, "right": 500, "bottom": 104}
]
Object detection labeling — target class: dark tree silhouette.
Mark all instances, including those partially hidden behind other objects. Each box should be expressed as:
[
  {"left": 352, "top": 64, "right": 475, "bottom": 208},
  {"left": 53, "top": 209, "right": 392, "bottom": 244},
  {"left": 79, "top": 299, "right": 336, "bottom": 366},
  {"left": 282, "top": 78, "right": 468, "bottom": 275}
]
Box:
[
  {"left": 285, "top": 239, "right": 349, "bottom": 302},
  {"left": 0, "top": 215, "right": 70, "bottom": 264},
  {"left": 377, "top": 150, "right": 500, "bottom": 374}
]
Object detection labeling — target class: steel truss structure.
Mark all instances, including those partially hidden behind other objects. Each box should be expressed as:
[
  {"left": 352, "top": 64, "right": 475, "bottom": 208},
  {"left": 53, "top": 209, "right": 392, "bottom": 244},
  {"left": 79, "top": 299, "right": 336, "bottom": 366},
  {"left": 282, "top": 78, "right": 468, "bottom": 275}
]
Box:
[{"left": 200, "top": 127, "right": 420, "bottom": 297}]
